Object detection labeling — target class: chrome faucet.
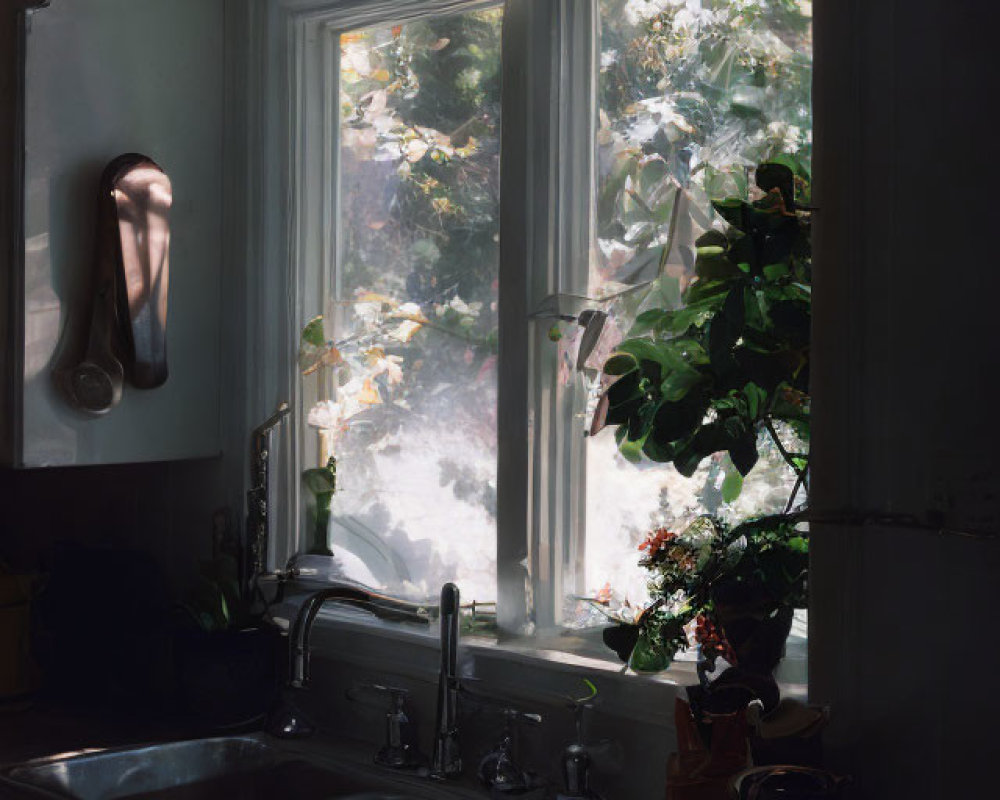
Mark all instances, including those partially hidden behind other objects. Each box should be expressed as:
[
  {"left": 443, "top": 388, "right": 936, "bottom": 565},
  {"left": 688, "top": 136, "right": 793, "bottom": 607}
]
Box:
[
  {"left": 431, "top": 582, "right": 462, "bottom": 779},
  {"left": 268, "top": 584, "right": 430, "bottom": 738},
  {"left": 246, "top": 402, "right": 290, "bottom": 593},
  {"left": 288, "top": 586, "right": 431, "bottom": 688}
]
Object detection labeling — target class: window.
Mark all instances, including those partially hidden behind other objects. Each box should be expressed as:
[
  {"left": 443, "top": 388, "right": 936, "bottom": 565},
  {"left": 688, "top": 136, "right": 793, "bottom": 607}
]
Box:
[{"left": 283, "top": 0, "right": 812, "bottom": 644}]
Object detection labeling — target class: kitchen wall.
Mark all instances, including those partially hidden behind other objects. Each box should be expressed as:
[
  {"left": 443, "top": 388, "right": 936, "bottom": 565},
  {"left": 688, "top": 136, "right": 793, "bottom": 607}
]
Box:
[
  {"left": 0, "top": 0, "right": 245, "bottom": 575},
  {"left": 9, "top": 0, "right": 225, "bottom": 467},
  {"left": 0, "top": 0, "right": 237, "bottom": 704},
  {"left": 0, "top": 459, "right": 224, "bottom": 596},
  {"left": 810, "top": 1, "right": 1000, "bottom": 797}
]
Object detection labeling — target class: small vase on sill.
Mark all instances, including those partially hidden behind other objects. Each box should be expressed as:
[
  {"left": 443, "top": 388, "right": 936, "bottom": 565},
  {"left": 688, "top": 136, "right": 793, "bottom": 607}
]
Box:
[{"left": 303, "top": 456, "right": 337, "bottom": 557}]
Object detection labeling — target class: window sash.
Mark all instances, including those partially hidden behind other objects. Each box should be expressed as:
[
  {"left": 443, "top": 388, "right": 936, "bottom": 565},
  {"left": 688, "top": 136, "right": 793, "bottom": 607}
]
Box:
[{"left": 498, "top": 0, "right": 598, "bottom": 634}]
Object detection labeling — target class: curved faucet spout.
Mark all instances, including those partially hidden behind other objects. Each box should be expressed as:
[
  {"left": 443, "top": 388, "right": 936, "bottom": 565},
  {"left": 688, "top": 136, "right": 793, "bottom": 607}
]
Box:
[{"left": 288, "top": 585, "right": 431, "bottom": 688}]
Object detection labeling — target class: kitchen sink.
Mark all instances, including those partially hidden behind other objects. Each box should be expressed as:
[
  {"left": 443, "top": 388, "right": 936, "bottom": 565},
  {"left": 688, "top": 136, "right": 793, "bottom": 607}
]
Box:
[{"left": 0, "top": 734, "right": 479, "bottom": 800}]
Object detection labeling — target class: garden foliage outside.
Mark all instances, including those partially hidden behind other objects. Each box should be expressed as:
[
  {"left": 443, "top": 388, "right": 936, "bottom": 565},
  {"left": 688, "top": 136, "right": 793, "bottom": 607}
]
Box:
[{"left": 298, "top": 1, "right": 813, "bottom": 630}]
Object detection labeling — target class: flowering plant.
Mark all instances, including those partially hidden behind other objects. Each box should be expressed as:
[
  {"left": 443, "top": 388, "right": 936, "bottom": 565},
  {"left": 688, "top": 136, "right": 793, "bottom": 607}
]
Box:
[
  {"left": 609, "top": 513, "right": 807, "bottom": 671},
  {"left": 594, "top": 160, "right": 812, "bottom": 672}
]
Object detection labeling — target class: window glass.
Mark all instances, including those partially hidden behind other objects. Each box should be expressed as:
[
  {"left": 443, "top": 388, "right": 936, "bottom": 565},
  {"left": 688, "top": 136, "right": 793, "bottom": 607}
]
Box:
[
  {"left": 305, "top": 8, "right": 502, "bottom": 603},
  {"left": 571, "top": 0, "right": 812, "bottom": 622}
]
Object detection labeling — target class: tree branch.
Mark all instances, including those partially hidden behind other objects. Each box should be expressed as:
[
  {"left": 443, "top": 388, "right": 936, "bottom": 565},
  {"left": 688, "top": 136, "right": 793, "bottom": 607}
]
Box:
[{"left": 764, "top": 417, "right": 807, "bottom": 484}]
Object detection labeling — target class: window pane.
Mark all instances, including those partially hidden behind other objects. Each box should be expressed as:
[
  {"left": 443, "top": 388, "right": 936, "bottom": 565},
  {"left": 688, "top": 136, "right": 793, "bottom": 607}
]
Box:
[
  {"left": 574, "top": 0, "right": 812, "bottom": 622},
  {"left": 306, "top": 9, "right": 502, "bottom": 604}
]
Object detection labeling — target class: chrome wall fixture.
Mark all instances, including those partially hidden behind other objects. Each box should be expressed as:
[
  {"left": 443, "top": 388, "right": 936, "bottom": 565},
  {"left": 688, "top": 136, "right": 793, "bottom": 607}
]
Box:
[{"left": 57, "top": 153, "right": 173, "bottom": 414}]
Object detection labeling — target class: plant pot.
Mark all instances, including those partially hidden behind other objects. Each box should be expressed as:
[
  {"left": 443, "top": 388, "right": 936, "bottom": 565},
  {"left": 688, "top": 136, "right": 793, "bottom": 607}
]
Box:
[
  {"left": 687, "top": 582, "right": 796, "bottom": 716},
  {"left": 711, "top": 581, "right": 793, "bottom": 678},
  {"left": 173, "top": 625, "right": 283, "bottom": 729}
]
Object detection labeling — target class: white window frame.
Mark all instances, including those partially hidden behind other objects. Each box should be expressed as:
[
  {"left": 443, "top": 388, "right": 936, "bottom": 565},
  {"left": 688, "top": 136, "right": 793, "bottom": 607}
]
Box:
[{"left": 248, "top": 0, "right": 612, "bottom": 640}]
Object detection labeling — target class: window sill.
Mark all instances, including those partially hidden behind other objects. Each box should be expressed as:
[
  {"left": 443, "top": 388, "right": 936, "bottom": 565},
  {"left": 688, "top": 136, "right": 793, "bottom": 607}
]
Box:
[{"left": 270, "top": 593, "right": 806, "bottom": 727}]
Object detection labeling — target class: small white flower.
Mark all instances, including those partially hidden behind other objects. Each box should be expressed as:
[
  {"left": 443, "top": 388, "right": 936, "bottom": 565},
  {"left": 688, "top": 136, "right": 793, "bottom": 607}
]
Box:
[
  {"left": 449, "top": 295, "right": 472, "bottom": 315},
  {"left": 307, "top": 400, "right": 342, "bottom": 430},
  {"left": 370, "top": 353, "right": 404, "bottom": 385},
  {"left": 449, "top": 296, "right": 482, "bottom": 317},
  {"left": 353, "top": 301, "right": 382, "bottom": 326}
]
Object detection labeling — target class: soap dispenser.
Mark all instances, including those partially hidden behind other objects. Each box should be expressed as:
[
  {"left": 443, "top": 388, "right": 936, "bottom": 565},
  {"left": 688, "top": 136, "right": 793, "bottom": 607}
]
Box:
[{"left": 556, "top": 703, "right": 604, "bottom": 800}]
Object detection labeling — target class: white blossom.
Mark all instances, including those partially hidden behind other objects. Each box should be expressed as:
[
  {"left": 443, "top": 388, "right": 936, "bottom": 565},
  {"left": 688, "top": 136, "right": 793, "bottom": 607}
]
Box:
[{"left": 308, "top": 400, "right": 343, "bottom": 430}]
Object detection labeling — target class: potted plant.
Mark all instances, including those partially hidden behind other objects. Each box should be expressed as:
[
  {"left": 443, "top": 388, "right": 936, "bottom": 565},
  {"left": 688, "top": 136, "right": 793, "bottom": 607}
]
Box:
[
  {"left": 592, "top": 160, "right": 811, "bottom": 706},
  {"left": 172, "top": 510, "right": 283, "bottom": 728}
]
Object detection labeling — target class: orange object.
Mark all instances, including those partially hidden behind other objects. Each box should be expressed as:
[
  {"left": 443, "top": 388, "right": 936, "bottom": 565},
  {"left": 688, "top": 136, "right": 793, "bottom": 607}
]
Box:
[
  {"left": 695, "top": 708, "right": 750, "bottom": 778},
  {"left": 666, "top": 700, "right": 751, "bottom": 800},
  {"left": 674, "top": 697, "right": 707, "bottom": 775}
]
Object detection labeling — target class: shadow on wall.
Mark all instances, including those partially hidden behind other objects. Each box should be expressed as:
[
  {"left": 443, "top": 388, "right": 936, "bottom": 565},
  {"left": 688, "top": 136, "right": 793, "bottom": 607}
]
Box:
[
  {"left": 0, "top": 458, "right": 224, "bottom": 589},
  {"left": 0, "top": 458, "right": 226, "bottom": 708}
]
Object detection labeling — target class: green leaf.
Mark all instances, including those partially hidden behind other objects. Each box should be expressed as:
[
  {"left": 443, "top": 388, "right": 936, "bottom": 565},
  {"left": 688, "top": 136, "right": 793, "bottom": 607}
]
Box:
[
  {"left": 729, "top": 432, "right": 759, "bottom": 476},
  {"left": 618, "top": 434, "right": 646, "bottom": 464},
  {"left": 756, "top": 162, "right": 796, "bottom": 210},
  {"left": 695, "top": 250, "right": 743, "bottom": 282},
  {"left": 742, "top": 382, "right": 766, "bottom": 419},
  {"left": 602, "top": 623, "right": 640, "bottom": 663},
  {"left": 712, "top": 197, "right": 746, "bottom": 229},
  {"left": 660, "top": 366, "right": 703, "bottom": 402},
  {"left": 708, "top": 287, "right": 746, "bottom": 369},
  {"left": 695, "top": 229, "right": 729, "bottom": 250},
  {"left": 721, "top": 461, "right": 744, "bottom": 503},
  {"left": 642, "top": 433, "right": 675, "bottom": 463},
  {"left": 673, "top": 440, "right": 707, "bottom": 478},
  {"left": 623, "top": 188, "right": 658, "bottom": 224},
  {"left": 763, "top": 262, "right": 790, "bottom": 281},
  {"left": 653, "top": 389, "right": 711, "bottom": 444},
  {"left": 660, "top": 299, "right": 725, "bottom": 335},
  {"left": 685, "top": 278, "right": 732, "bottom": 304},
  {"left": 615, "top": 338, "right": 670, "bottom": 369},
  {"left": 654, "top": 274, "right": 683, "bottom": 308},
  {"left": 603, "top": 354, "right": 637, "bottom": 375},
  {"left": 605, "top": 373, "right": 642, "bottom": 426},
  {"left": 629, "top": 309, "right": 669, "bottom": 337},
  {"left": 766, "top": 153, "right": 811, "bottom": 181},
  {"left": 301, "top": 316, "right": 326, "bottom": 347},
  {"left": 639, "top": 157, "right": 670, "bottom": 196}
]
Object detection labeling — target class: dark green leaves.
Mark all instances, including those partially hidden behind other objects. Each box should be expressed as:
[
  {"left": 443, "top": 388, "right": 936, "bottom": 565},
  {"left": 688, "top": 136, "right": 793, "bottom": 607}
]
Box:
[
  {"left": 603, "top": 353, "right": 637, "bottom": 375},
  {"left": 595, "top": 163, "right": 811, "bottom": 479}
]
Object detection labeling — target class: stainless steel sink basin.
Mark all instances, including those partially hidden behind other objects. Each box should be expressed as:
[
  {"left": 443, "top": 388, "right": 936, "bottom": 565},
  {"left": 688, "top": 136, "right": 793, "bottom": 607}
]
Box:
[{"left": 0, "top": 734, "right": 477, "bottom": 800}]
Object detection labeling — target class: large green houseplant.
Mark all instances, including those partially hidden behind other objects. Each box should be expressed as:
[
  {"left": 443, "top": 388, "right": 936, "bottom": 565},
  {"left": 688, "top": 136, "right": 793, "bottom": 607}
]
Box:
[{"left": 592, "top": 160, "right": 811, "bottom": 686}]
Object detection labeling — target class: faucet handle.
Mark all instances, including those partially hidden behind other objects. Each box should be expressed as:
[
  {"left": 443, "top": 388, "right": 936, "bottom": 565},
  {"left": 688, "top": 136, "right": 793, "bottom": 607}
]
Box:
[
  {"left": 348, "top": 683, "right": 425, "bottom": 770},
  {"left": 477, "top": 707, "right": 545, "bottom": 794}
]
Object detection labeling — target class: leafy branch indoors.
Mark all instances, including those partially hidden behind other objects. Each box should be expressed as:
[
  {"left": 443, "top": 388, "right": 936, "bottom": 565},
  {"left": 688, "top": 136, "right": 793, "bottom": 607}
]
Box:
[
  {"left": 592, "top": 161, "right": 809, "bottom": 481},
  {"left": 592, "top": 161, "right": 811, "bottom": 671}
]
